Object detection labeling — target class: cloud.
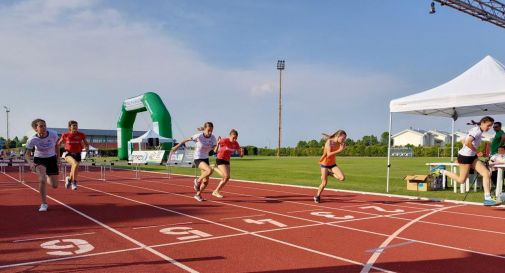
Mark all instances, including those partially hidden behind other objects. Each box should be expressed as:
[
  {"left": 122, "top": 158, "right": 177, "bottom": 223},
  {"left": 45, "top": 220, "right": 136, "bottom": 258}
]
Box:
[{"left": 0, "top": 0, "right": 406, "bottom": 147}]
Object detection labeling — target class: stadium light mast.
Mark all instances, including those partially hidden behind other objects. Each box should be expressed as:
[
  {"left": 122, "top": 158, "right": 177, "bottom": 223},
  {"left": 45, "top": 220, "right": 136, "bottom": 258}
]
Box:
[
  {"left": 3, "top": 106, "right": 9, "bottom": 143},
  {"left": 276, "top": 60, "right": 285, "bottom": 157}
]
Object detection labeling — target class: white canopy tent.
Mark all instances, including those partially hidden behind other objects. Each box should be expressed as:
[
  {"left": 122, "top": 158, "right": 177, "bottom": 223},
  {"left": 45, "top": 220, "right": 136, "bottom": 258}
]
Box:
[
  {"left": 128, "top": 129, "right": 173, "bottom": 153},
  {"left": 387, "top": 55, "right": 505, "bottom": 192}
]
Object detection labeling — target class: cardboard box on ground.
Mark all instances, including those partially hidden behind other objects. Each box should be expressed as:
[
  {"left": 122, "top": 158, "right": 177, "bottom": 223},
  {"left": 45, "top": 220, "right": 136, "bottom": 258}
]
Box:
[{"left": 405, "top": 174, "right": 438, "bottom": 191}]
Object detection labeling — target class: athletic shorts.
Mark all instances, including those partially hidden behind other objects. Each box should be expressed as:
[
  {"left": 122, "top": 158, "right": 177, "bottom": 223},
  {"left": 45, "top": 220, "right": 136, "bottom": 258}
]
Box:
[
  {"left": 216, "top": 159, "right": 230, "bottom": 165},
  {"left": 34, "top": 156, "right": 59, "bottom": 176},
  {"left": 194, "top": 158, "right": 210, "bottom": 167},
  {"left": 320, "top": 164, "right": 337, "bottom": 169},
  {"left": 457, "top": 154, "right": 478, "bottom": 165},
  {"left": 65, "top": 152, "right": 82, "bottom": 163}
]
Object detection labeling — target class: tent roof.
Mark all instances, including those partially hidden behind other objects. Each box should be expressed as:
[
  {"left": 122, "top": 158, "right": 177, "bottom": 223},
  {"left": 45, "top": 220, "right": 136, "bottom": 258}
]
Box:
[
  {"left": 129, "top": 129, "right": 173, "bottom": 144},
  {"left": 390, "top": 55, "right": 505, "bottom": 119}
]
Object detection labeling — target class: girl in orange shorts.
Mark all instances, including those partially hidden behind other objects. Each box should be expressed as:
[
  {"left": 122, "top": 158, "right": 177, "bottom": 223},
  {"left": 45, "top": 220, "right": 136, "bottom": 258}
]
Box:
[{"left": 314, "top": 130, "right": 347, "bottom": 203}]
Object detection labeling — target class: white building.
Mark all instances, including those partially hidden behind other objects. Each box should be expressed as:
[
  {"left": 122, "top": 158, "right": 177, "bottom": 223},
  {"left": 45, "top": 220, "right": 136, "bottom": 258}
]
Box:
[
  {"left": 393, "top": 129, "right": 494, "bottom": 147},
  {"left": 391, "top": 129, "right": 434, "bottom": 147}
]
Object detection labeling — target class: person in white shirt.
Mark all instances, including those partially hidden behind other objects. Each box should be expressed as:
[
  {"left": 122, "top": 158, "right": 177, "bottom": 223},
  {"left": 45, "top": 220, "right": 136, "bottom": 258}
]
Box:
[
  {"left": 25, "top": 119, "right": 60, "bottom": 211},
  {"left": 489, "top": 146, "right": 505, "bottom": 188},
  {"left": 171, "top": 122, "right": 217, "bottom": 202},
  {"left": 438, "top": 116, "right": 497, "bottom": 206}
]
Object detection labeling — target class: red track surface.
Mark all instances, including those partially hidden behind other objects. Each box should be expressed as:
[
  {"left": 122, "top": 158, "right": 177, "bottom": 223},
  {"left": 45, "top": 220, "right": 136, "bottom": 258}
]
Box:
[{"left": 2, "top": 166, "right": 505, "bottom": 272}]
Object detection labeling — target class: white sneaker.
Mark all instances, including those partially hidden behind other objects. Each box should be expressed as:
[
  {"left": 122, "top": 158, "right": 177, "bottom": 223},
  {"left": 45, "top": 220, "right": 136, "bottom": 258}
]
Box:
[
  {"left": 71, "top": 181, "right": 78, "bottom": 190},
  {"left": 212, "top": 191, "right": 224, "bottom": 198},
  {"left": 193, "top": 178, "right": 200, "bottom": 192},
  {"left": 194, "top": 194, "right": 204, "bottom": 202},
  {"left": 39, "top": 203, "right": 48, "bottom": 212},
  {"left": 65, "top": 176, "right": 71, "bottom": 189}
]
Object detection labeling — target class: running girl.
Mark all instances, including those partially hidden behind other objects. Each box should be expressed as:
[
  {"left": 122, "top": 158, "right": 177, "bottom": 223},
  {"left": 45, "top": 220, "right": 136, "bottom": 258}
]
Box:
[
  {"left": 58, "top": 120, "right": 89, "bottom": 190},
  {"left": 314, "top": 130, "right": 347, "bottom": 203},
  {"left": 171, "top": 122, "right": 217, "bottom": 202},
  {"left": 437, "top": 116, "right": 498, "bottom": 206},
  {"left": 211, "top": 129, "right": 243, "bottom": 198},
  {"left": 25, "top": 119, "right": 60, "bottom": 211}
]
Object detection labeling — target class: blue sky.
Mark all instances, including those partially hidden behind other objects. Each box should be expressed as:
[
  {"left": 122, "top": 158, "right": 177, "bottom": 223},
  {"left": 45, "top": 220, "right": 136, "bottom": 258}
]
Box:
[{"left": 1, "top": 0, "right": 505, "bottom": 147}]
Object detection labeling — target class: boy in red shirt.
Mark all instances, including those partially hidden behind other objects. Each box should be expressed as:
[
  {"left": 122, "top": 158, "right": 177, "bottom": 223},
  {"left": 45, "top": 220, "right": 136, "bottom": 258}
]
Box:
[
  {"left": 212, "top": 129, "right": 243, "bottom": 198},
  {"left": 58, "top": 120, "right": 89, "bottom": 190}
]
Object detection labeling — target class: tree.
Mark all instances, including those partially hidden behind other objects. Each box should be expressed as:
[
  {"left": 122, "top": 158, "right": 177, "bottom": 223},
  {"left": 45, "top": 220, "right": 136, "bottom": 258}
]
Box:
[
  {"left": 380, "top": 132, "right": 389, "bottom": 145},
  {"left": 307, "top": 140, "right": 320, "bottom": 148},
  {"left": 296, "top": 141, "right": 307, "bottom": 148},
  {"left": 360, "top": 135, "right": 379, "bottom": 146}
]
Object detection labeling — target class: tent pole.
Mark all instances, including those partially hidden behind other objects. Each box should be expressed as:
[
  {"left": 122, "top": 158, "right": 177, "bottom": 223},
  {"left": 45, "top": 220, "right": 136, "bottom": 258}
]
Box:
[
  {"left": 386, "top": 112, "right": 392, "bottom": 193},
  {"left": 451, "top": 119, "right": 455, "bottom": 161}
]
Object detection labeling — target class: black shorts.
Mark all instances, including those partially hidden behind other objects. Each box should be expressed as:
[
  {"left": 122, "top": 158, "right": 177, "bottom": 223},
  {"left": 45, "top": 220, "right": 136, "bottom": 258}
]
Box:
[
  {"left": 216, "top": 159, "right": 230, "bottom": 165},
  {"left": 457, "top": 154, "right": 478, "bottom": 164},
  {"left": 194, "top": 158, "right": 210, "bottom": 167},
  {"left": 65, "top": 152, "right": 82, "bottom": 163},
  {"left": 320, "top": 164, "right": 337, "bottom": 169},
  {"left": 34, "top": 156, "right": 59, "bottom": 175}
]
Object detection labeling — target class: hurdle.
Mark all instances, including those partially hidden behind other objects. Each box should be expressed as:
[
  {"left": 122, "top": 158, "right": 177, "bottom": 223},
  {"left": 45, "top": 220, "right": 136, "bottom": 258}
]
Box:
[
  {"left": 0, "top": 159, "right": 8, "bottom": 174},
  {"left": 11, "top": 159, "right": 27, "bottom": 182}
]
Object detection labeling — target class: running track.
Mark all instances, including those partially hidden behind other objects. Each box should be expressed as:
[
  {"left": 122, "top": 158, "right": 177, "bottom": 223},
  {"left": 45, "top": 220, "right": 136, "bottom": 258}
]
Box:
[{"left": 1, "top": 166, "right": 505, "bottom": 273}]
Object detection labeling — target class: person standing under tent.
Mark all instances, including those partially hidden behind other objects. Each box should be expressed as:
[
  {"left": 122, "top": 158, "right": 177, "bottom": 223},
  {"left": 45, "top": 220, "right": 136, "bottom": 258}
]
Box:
[
  {"left": 489, "top": 145, "right": 505, "bottom": 188},
  {"left": 490, "top": 122, "right": 505, "bottom": 156},
  {"left": 434, "top": 116, "right": 498, "bottom": 206},
  {"left": 171, "top": 122, "right": 217, "bottom": 202},
  {"left": 58, "top": 120, "right": 89, "bottom": 190},
  {"left": 25, "top": 119, "right": 60, "bottom": 212},
  {"left": 211, "top": 129, "right": 243, "bottom": 198},
  {"left": 314, "top": 130, "right": 347, "bottom": 203}
]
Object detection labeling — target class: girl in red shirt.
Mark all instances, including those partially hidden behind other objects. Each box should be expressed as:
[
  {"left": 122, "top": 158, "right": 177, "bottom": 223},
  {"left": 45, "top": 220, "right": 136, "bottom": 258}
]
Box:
[
  {"left": 314, "top": 130, "right": 346, "bottom": 203},
  {"left": 211, "top": 129, "right": 243, "bottom": 198},
  {"left": 57, "top": 120, "right": 89, "bottom": 190}
]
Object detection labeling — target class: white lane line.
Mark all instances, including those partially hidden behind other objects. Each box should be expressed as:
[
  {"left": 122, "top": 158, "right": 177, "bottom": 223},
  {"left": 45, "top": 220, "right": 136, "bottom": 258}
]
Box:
[
  {"left": 220, "top": 214, "right": 265, "bottom": 220},
  {"left": 132, "top": 222, "right": 193, "bottom": 230},
  {"left": 4, "top": 173, "right": 199, "bottom": 273},
  {"left": 359, "top": 205, "right": 458, "bottom": 273},
  {"left": 366, "top": 240, "right": 416, "bottom": 253},
  {"left": 13, "top": 232, "right": 96, "bottom": 243},
  {"left": 286, "top": 209, "right": 322, "bottom": 214},
  {"left": 77, "top": 181, "right": 393, "bottom": 273}
]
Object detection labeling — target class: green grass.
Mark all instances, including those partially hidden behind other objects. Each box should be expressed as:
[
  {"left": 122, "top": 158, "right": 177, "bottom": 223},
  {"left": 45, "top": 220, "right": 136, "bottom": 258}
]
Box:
[{"left": 95, "top": 156, "right": 487, "bottom": 203}]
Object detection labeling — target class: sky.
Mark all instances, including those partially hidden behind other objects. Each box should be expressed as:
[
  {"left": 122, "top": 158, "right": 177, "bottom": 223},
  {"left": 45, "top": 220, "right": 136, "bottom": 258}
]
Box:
[{"left": 1, "top": 0, "right": 505, "bottom": 147}]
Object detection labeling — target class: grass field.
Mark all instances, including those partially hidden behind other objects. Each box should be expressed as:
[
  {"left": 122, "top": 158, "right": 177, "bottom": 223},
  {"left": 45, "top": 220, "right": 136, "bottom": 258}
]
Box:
[{"left": 101, "top": 156, "right": 490, "bottom": 204}]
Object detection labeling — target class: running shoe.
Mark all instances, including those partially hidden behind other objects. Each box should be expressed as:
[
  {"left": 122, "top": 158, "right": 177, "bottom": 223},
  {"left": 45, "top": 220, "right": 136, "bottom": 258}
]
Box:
[
  {"left": 193, "top": 178, "right": 200, "bottom": 192},
  {"left": 313, "top": 195, "right": 321, "bottom": 203},
  {"left": 65, "top": 176, "right": 71, "bottom": 189},
  {"left": 39, "top": 203, "right": 48, "bottom": 212},
  {"left": 71, "top": 181, "right": 78, "bottom": 190},
  {"left": 212, "top": 191, "right": 224, "bottom": 198},
  {"left": 483, "top": 199, "right": 499, "bottom": 206},
  {"left": 194, "top": 194, "right": 204, "bottom": 202},
  {"left": 430, "top": 165, "right": 445, "bottom": 176}
]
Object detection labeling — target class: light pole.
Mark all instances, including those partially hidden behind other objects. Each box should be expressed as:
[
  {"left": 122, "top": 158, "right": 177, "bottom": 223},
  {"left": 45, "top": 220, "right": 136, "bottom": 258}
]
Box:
[
  {"left": 3, "top": 106, "right": 9, "bottom": 143},
  {"left": 276, "top": 60, "right": 285, "bottom": 157}
]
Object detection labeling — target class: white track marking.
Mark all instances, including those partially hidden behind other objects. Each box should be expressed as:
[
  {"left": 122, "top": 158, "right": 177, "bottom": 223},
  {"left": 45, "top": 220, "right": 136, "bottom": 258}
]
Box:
[
  {"left": 4, "top": 174, "right": 199, "bottom": 273},
  {"left": 366, "top": 241, "right": 416, "bottom": 253},
  {"left": 220, "top": 214, "right": 265, "bottom": 220},
  {"left": 13, "top": 232, "right": 96, "bottom": 243},
  {"left": 359, "top": 206, "right": 457, "bottom": 273},
  {"left": 113, "top": 175, "right": 505, "bottom": 262},
  {"left": 132, "top": 222, "right": 193, "bottom": 230},
  {"left": 77, "top": 182, "right": 394, "bottom": 272}
]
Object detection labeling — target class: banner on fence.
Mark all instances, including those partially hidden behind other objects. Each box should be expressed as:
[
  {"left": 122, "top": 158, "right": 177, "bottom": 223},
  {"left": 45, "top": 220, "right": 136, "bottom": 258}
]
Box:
[{"left": 131, "top": 151, "right": 165, "bottom": 164}]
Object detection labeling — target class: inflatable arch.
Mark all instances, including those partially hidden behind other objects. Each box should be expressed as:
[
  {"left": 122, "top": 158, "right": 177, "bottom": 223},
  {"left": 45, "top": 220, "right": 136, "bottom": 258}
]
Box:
[{"left": 117, "top": 92, "right": 172, "bottom": 160}]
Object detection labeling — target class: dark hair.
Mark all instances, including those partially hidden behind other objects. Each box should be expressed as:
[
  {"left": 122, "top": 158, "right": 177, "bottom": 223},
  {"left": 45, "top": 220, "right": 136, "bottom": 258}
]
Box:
[
  {"left": 494, "top": 122, "right": 502, "bottom": 127},
  {"left": 499, "top": 146, "right": 505, "bottom": 149},
  {"left": 68, "top": 120, "right": 78, "bottom": 128},
  {"left": 229, "top": 129, "right": 238, "bottom": 136},
  {"left": 31, "top": 118, "right": 46, "bottom": 130},
  {"left": 468, "top": 116, "right": 494, "bottom": 126},
  {"left": 197, "top": 121, "right": 214, "bottom": 131}
]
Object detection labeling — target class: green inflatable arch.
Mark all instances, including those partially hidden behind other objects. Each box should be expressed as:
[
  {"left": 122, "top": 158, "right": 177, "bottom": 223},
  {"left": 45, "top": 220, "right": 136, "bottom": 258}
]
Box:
[{"left": 117, "top": 92, "right": 172, "bottom": 160}]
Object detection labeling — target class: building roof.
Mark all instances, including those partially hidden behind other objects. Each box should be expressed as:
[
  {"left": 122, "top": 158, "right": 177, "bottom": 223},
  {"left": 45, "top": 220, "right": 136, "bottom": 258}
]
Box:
[
  {"left": 392, "top": 128, "right": 428, "bottom": 138},
  {"left": 48, "top": 128, "right": 144, "bottom": 137}
]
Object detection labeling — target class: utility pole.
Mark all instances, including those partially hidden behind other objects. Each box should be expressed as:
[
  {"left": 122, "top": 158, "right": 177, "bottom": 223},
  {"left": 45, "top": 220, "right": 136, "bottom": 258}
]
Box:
[
  {"left": 276, "top": 60, "right": 285, "bottom": 157},
  {"left": 3, "top": 106, "right": 9, "bottom": 144}
]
